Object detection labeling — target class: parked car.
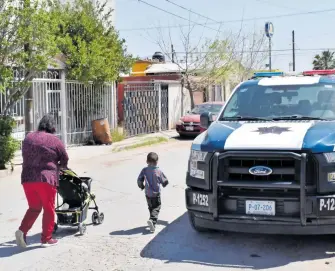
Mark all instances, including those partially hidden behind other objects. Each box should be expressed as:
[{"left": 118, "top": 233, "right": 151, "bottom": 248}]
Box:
[{"left": 176, "top": 102, "right": 224, "bottom": 137}]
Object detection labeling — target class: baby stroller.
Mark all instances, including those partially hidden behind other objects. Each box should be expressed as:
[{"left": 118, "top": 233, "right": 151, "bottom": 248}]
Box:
[{"left": 54, "top": 169, "right": 104, "bottom": 235}]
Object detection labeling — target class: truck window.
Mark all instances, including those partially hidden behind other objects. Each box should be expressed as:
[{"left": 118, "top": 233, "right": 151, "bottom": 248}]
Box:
[{"left": 220, "top": 83, "right": 335, "bottom": 120}]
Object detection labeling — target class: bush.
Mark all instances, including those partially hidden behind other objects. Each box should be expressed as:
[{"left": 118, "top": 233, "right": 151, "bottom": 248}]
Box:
[
  {"left": 111, "top": 128, "right": 126, "bottom": 142},
  {"left": 0, "top": 117, "right": 16, "bottom": 136},
  {"left": 0, "top": 117, "right": 20, "bottom": 170}
]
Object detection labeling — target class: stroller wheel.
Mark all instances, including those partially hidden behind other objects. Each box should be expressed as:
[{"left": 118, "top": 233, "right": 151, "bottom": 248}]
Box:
[
  {"left": 78, "top": 223, "right": 87, "bottom": 235},
  {"left": 98, "top": 212, "right": 105, "bottom": 224},
  {"left": 53, "top": 223, "right": 58, "bottom": 234},
  {"left": 92, "top": 211, "right": 99, "bottom": 224}
]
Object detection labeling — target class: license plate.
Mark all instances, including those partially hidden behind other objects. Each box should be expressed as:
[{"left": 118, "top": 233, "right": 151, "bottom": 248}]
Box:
[
  {"left": 318, "top": 197, "right": 335, "bottom": 215},
  {"left": 192, "top": 192, "right": 209, "bottom": 207},
  {"left": 246, "top": 200, "right": 275, "bottom": 216},
  {"left": 185, "top": 126, "right": 194, "bottom": 131}
]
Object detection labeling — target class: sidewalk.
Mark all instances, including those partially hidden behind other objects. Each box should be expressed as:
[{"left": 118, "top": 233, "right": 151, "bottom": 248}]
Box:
[{"left": 1, "top": 130, "right": 179, "bottom": 178}]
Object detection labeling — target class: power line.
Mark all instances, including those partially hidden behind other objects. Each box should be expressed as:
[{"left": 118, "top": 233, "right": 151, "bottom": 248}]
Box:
[
  {"left": 137, "top": 0, "right": 223, "bottom": 33},
  {"left": 171, "top": 47, "right": 335, "bottom": 54},
  {"left": 119, "top": 6, "right": 335, "bottom": 31},
  {"left": 163, "top": 0, "right": 221, "bottom": 24}
]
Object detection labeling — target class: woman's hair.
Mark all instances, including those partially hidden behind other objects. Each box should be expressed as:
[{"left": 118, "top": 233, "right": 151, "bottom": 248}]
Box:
[{"left": 37, "top": 114, "right": 56, "bottom": 134}]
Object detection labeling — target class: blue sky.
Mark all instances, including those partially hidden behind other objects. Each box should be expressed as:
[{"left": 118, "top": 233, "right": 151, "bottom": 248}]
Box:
[{"left": 116, "top": 0, "right": 335, "bottom": 72}]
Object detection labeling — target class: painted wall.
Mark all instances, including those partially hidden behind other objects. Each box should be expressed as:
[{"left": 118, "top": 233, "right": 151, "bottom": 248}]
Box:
[
  {"left": 168, "top": 82, "right": 191, "bottom": 129},
  {"left": 131, "top": 61, "right": 152, "bottom": 76}
]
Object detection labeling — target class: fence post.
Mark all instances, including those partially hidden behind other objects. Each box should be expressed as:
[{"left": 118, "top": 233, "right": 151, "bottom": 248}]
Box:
[
  {"left": 157, "top": 83, "right": 162, "bottom": 132},
  {"left": 24, "top": 82, "right": 34, "bottom": 135},
  {"left": 114, "top": 82, "right": 118, "bottom": 129},
  {"left": 60, "top": 70, "right": 67, "bottom": 147}
]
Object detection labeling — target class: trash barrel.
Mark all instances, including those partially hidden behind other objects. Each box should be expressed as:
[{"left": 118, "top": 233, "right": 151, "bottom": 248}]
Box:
[{"left": 91, "top": 118, "right": 112, "bottom": 145}]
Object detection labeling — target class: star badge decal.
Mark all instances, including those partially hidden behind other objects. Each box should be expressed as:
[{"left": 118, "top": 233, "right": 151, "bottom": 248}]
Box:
[{"left": 253, "top": 126, "right": 291, "bottom": 135}]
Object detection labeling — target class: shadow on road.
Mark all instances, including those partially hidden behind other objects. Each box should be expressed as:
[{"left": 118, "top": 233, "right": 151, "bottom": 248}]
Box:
[
  {"left": 140, "top": 213, "right": 335, "bottom": 269},
  {"left": 0, "top": 226, "right": 80, "bottom": 258},
  {"left": 110, "top": 220, "right": 169, "bottom": 236},
  {"left": 0, "top": 233, "right": 42, "bottom": 258},
  {"left": 172, "top": 135, "right": 196, "bottom": 142}
]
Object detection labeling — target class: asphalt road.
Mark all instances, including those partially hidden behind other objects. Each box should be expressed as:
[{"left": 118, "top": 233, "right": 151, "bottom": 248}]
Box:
[{"left": 0, "top": 138, "right": 334, "bottom": 271}]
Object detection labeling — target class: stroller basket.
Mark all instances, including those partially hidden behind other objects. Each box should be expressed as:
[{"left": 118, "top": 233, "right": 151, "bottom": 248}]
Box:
[{"left": 54, "top": 169, "right": 104, "bottom": 235}]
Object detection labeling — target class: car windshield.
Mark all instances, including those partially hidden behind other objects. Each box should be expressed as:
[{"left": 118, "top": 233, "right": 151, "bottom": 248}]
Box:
[
  {"left": 219, "top": 83, "right": 335, "bottom": 120},
  {"left": 191, "top": 104, "right": 223, "bottom": 115}
]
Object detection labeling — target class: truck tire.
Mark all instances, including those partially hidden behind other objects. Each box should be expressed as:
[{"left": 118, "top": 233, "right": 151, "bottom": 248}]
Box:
[{"left": 188, "top": 211, "right": 209, "bottom": 233}]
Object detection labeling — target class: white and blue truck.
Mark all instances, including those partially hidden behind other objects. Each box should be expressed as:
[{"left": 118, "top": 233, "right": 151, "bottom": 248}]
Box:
[{"left": 186, "top": 70, "right": 335, "bottom": 234}]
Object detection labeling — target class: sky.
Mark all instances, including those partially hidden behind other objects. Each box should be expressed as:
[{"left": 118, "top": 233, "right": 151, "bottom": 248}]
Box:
[{"left": 115, "top": 0, "right": 335, "bottom": 72}]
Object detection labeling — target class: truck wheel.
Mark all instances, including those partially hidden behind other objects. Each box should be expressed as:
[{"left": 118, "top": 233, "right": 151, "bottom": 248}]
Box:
[{"left": 188, "top": 211, "right": 208, "bottom": 233}]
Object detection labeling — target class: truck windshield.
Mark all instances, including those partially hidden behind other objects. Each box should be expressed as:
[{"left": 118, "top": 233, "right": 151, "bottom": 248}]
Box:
[{"left": 220, "top": 83, "right": 335, "bottom": 120}]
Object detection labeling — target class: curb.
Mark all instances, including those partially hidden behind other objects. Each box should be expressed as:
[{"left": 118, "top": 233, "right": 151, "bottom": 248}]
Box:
[
  {"left": 111, "top": 135, "right": 174, "bottom": 152},
  {"left": 2, "top": 131, "right": 179, "bottom": 178}
]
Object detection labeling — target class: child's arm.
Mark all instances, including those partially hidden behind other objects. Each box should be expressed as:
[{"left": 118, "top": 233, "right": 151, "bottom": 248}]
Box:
[
  {"left": 160, "top": 171, "right": 169, "bottom": 187},
  {"left": 137, "top": 169, "right": 145, "bottom": 190}
]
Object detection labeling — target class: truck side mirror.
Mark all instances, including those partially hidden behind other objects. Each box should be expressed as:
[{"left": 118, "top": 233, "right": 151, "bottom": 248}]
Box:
[{"left": 200, "top": 112, "right": 213, "bottom": 129}]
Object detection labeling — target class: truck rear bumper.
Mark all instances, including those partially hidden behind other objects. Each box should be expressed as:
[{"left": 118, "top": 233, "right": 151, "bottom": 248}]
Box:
[{"left": 190, "top": 211, "right": 335, "bottom": 235}]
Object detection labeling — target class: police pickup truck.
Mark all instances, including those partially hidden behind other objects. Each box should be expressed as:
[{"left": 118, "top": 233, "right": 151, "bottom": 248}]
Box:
[{"left": 186, "top": 70, "right": 335, "bottom": 235}]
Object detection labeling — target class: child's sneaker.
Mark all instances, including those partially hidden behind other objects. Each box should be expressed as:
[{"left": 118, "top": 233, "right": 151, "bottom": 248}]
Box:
[
  {"left": 15, "top": 230, "right": 27, "bottom": 248},
  {"left": 41, "top": 239, "right": 58, "bottom": 247},
  {"left": 147, "top": 220, "right": 155, "bottom": 232}
]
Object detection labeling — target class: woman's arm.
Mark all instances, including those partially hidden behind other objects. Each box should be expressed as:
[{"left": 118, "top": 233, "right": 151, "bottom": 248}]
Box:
[{"left": 56, "top": 140, "right": 69, "bottom": 169}]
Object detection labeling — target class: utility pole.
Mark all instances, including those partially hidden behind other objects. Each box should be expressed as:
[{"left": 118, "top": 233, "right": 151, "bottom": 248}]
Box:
[
  {"left": 24, "top": 0, "right": 34, "bottom": 135},
  {"left": 292, "top": 30, "right": 296, "bottom": 72},
  {"left": 269, "top": 37, "right": 272, "bottom": 71},
  {"left": 265, "top": 22, "right": 274, "bottom": 72},
  {"left": 171, "top": 44, "right": 175, "bottom": 63}
]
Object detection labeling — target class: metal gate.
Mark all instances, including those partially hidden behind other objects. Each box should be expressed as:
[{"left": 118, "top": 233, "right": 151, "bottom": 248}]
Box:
[
  {"left": 47, "top": 90, "right": 61, "bottom": 136},
  {"left": 33, "top": 78, "right": 117, "bottom": 146},
  {"left": 33, "top": 79, "right": 63, "bottom": 139},
  {"left": 123, "top": 83, "right": 159, "bottom": 137},
  {"left": 123, "top": 82, "right": 170, "bottom": 137}
]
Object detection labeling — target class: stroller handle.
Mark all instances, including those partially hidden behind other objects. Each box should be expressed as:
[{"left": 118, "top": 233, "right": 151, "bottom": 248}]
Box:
[{"left": 60, "top": 168, "right": 78, "bottom": 177}]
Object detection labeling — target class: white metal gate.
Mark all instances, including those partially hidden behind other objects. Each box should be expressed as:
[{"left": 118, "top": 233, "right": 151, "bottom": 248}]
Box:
[
  {"left": 33, "top": 79, "right": 63, "bottom": 139},
  {"left": 0, "top": 89, "right": 25, "bottom": 142},
  {"left": 32, "top": 78, "right": 117, "bottom": 146}
]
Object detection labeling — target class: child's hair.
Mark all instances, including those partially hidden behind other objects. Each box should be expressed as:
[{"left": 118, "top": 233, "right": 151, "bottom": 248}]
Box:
[{"left": 147, "top": 152, "right": 159, "bottom": 165}]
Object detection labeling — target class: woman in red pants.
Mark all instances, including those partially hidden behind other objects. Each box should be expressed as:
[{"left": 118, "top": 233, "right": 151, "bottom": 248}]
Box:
[{"left": 15, "top": 114, "right": 69, "bottom": 248}]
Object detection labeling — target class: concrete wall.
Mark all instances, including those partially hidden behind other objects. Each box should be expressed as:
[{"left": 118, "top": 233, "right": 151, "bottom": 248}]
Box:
[{"left": 168, "top": 82, "right": 191, "bottom": 129}]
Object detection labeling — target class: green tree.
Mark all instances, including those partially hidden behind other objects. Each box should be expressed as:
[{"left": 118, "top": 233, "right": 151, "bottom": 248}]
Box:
[
  {"left": 50, "top": 0, "right": 133, "bottom": 83},
  {"left": 0, "top": 0, "right": 59, "bottom": 169},
  {"left": 313, "top": 50, "right": 335, "bottom": 70},
  {"left": 0, "top": 0, "right": 59, "bottom": 116}
]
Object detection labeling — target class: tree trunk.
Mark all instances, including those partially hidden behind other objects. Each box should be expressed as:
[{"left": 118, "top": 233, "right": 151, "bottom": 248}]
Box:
[{"left": 186, "top": 80, "right": 195, "bottom": 109}]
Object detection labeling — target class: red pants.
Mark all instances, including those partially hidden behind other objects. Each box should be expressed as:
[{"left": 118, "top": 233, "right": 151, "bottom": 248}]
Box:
[{"left": 19, "top": 182, "right": 57, "bottom": 243}]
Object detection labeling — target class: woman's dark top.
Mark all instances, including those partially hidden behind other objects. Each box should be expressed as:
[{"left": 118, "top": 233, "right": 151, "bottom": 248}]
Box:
[{"left": 21, "top": 131, "right": 69, "bottom": 187}]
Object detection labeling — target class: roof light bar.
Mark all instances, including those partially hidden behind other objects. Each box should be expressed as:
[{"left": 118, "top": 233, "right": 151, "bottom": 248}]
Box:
[
  {"left": 252, "top": 71, "right": 284, "bottom": 78},
  {"left": 303, "top": 70, "right": 335, "bottom": 76}
]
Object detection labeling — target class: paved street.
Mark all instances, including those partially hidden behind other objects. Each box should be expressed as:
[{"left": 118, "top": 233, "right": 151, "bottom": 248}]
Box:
[{"left": 0, "top": 139, "right": 335, "bottom": 271}]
